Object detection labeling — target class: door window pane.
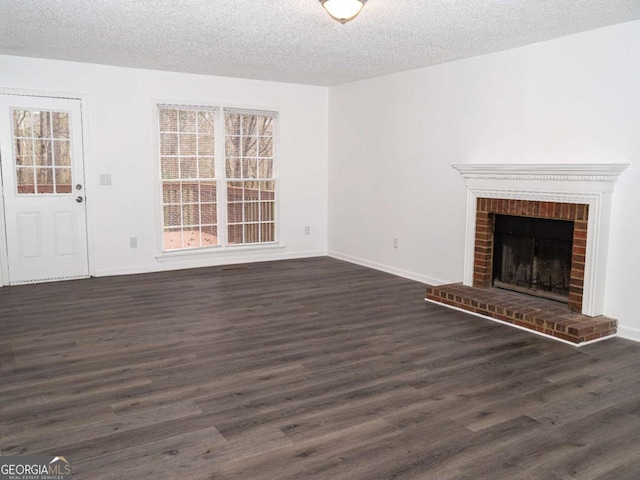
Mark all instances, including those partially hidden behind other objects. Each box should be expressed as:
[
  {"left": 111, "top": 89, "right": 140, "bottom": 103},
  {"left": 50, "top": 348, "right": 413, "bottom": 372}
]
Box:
[
  {"left": 55, "top": 168, "right": 72, "bottom": 193},
  {"left": 13, "top": 109, "right": 32, "bottom": 137},
  {"left": 15, "top": 139, "right": 34, "bottom": 165},
  {"left": 36, "top": 168, "right": 54, "bottom": 194},
  {"left": 34, "top": 139, "right": 53, "bottom": 166},
  {"left": 12, "top": 108, "right": 73, "bottom": 196},
  {"left": 16, "top": 167, "right": 35, "bottom": 194},
  {"left": 53, "top": 140, "right": 71, "bottom": 166},
  {"left": 33, "top": 111, "right": 52, "bottom": 138},
  {"left": 51, "top": 112, "right": 70, "bottom": 138}
]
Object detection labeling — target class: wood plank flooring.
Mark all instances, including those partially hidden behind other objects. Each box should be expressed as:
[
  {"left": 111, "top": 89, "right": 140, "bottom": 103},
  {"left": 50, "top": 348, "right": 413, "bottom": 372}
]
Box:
[{"left": 2, "top": 257, "right": 640, "bottom": 479}]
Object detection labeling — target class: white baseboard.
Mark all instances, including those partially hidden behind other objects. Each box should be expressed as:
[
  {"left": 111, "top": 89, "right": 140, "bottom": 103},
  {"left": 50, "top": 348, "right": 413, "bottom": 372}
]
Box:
[
  {"left": 328, "top": 250, "right": 451, "bottom": 286},
  {"left": 94, "top": 250, "right": 327, "bottom": 278},
  {"left": 616, "top": 325, "right": 640, "bottom": 343}
]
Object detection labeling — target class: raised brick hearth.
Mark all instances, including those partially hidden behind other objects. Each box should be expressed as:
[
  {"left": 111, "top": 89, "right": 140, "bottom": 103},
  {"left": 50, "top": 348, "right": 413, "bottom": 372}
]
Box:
[{"left": 426, "top": 283, "right": 617, "bottom": 345}]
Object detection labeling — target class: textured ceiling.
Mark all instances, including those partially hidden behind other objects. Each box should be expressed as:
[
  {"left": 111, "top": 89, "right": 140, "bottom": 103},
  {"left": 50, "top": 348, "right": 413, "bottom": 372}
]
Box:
[{"left": 1, "top": 0, "right": 640, "bottom": 86}]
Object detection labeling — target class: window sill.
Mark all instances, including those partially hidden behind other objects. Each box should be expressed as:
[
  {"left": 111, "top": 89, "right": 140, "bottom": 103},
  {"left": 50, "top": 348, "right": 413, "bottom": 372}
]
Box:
[{"left": 156, "top": 242, "right": 285, "bottom": 262}]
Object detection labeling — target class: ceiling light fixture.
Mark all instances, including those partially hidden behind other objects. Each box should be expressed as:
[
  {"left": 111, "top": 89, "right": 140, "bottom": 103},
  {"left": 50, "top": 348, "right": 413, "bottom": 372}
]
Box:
[{"left": 320, "top": 0, "right": 367, "bottom": 24}]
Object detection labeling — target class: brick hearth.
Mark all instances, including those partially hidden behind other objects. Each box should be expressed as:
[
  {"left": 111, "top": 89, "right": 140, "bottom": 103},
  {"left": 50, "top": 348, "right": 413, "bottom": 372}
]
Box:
[{"left": 426, "top": 283, "right": 617, "bottom": 345}]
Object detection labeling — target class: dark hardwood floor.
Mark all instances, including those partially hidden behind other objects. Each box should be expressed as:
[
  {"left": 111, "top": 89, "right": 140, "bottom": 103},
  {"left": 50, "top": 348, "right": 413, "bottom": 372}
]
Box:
[{"left": 2, "top": 257, "right": 640, "bottom": 479}]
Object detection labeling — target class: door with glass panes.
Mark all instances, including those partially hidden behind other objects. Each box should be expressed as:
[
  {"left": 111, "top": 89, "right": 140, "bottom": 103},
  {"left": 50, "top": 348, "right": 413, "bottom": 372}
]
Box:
[{"left": 0, "top": 94, "right": 89, "bottom": 284}]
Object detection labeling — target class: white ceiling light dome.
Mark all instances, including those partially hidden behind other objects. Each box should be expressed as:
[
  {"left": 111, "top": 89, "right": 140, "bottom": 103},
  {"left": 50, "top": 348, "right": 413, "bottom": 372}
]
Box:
[{"left": 320, "top": 0, "right": 367, "bottom": 24}]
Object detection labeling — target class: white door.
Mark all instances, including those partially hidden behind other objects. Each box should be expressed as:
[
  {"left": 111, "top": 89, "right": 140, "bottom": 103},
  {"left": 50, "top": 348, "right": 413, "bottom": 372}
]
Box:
[{"left": 0, "top": 94, "right": 89, "bottom": 285}]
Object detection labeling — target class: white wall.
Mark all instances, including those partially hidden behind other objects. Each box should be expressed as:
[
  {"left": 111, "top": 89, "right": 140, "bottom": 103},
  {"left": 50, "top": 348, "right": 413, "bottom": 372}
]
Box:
[
  {"left": 328, "top": 21, "right": 640, "bottom": 340},
  {"left": 0, "top": 55, "right": 328, "bottom": 276}
]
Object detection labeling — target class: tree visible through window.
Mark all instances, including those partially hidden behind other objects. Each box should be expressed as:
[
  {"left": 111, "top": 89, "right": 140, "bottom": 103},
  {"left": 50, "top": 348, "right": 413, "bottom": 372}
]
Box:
[{"left": 158, "top": 105, "right": 278, "bottom": 251}]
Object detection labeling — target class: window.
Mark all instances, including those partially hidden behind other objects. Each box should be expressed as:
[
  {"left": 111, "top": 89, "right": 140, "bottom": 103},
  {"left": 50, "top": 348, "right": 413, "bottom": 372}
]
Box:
[
  {"left": 224, "top": 109, "right": 277, "bottom": 245},
  {"left": 159, "top": 107, "right": 218, "bottom": 250},
  {"left": 12, "top": 109, "right": 72, "bottom": 195},
  {"left": 158, "top": 105, "right": 278, "bottom": 252}
]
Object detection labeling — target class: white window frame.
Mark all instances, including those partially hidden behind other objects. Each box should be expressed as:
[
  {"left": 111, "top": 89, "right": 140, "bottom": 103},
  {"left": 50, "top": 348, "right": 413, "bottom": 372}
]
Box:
[{"left": 154, "top": 102, "right": 282, "bottom": 259}]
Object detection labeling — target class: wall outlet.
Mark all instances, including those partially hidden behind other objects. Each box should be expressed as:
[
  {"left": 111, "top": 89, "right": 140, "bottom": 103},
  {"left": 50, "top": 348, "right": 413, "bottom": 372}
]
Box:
[
  {"left": 393, "top": 238, "right": 399, "bottom": 249},
  {"left": 130, "top": 237, "right": 137, "bottom": 248},
  {"left": 304, "top": 226, "right": 311, "bottom": 236},
  {"left": 99, "top": 174, "right": 112, "bottom": 185}
]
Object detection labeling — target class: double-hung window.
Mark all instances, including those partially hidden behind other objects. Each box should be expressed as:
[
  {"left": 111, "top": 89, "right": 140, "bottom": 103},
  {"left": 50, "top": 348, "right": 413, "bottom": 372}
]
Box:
[{"left": 158, "top": 105, "right": 278, "bottom": 252}]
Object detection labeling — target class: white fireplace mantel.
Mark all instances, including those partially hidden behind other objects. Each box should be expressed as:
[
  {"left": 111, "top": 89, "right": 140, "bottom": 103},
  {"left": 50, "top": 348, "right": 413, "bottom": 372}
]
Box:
[
  {"left": 452, "top": 163, "right": 629, "bottom": 317},
  {"left": 452, "top": 163, "right": 629, "bottom": 183}
]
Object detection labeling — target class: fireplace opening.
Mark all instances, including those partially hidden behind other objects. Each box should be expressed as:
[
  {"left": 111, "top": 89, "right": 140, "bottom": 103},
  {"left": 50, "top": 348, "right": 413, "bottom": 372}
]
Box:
[{"left": 492, "top": 215, "right": 574, "bottom": 303}]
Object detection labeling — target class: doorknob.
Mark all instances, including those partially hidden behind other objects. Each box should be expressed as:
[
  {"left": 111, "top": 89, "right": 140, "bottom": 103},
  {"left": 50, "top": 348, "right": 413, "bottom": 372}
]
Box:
[{"left": 75, "top": 196, "right": 84, "bottom": 203}]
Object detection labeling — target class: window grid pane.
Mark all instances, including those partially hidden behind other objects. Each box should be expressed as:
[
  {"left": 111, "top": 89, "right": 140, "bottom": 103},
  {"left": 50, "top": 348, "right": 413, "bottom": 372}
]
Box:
[
  {"left": 12, "top": 109, "right": 73, "bottom": 196},
  {"left": 224, "top": 110, "right": 277, "bottom": 245},
  {"left": 159, "top": 106, "right": 218, "bottom": 251}
]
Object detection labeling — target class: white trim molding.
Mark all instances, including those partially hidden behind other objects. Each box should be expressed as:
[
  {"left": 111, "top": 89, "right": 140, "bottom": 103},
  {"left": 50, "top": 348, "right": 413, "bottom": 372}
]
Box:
[
  {"left": 328, "top": 250, "right": 450, "bottom": 286},
  {"left": 452, "top": 163, "right": 628, "bottom": 317}
]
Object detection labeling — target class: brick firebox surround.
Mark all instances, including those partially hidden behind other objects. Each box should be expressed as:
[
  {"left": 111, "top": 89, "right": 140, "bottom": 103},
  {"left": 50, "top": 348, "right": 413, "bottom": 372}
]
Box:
[
  {"left": 425, "top": 163, "right": 628, "bottom": 346},
  {"left": 473, "top": 198, "right": 588, "bottom": 313}
]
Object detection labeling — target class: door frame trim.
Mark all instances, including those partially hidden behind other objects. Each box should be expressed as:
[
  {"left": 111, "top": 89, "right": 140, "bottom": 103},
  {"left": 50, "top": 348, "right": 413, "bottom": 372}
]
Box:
[{"left": 0, "top": 88, "right": 95, "bottom": 286}]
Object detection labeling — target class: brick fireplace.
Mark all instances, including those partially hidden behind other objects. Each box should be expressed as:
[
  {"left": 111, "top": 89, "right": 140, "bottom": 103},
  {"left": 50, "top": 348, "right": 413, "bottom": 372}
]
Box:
[
  {"left": 425, "top": 163, "right": 628, "bottom": 345},
  {"left": 473, "top": 198, "right": 588, "bottom": 312}
]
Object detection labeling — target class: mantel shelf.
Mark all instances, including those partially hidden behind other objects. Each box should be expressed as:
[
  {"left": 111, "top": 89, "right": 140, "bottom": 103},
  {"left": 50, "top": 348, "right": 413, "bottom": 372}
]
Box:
[{"left": 451, "top": 163, "right": 629, "bottom": 182}]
